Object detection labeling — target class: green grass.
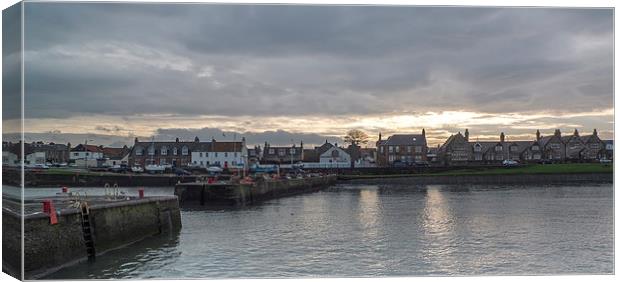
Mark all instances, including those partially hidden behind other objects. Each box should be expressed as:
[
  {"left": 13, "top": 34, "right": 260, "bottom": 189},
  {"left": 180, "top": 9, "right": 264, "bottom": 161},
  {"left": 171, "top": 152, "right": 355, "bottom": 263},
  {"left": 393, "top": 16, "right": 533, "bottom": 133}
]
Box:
[{"left": 340, "top": 163, "right": 613, "bottom": 180}]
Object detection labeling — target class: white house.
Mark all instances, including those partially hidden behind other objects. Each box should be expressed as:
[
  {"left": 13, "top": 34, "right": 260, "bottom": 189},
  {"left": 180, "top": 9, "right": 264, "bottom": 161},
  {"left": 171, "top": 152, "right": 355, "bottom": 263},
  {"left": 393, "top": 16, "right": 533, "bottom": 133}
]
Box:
[
  {"left": 320, "top": 145, "right": 351, "bottom": 164},
  {"left": 26, "top": 152, "right": 46, "bottom": 165},
  {"left": 69, "top": 144, "right": 104, "bottom": 161},
  {"left": 2, "top": 151, "right": 18, "bottom": 166},
  {"left": 191, "top": 138, "right": 247, "bottom": 168}
]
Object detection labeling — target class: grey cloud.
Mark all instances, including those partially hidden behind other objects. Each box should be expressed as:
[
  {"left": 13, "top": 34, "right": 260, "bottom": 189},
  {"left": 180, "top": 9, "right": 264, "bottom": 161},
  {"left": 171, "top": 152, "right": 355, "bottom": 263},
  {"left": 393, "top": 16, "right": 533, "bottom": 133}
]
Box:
[
  {"left": 17, "top": 3, "right": 613, "bottom": 120},
  {"left": 155, "top": 127, "right": 344, "bottom": 147}
]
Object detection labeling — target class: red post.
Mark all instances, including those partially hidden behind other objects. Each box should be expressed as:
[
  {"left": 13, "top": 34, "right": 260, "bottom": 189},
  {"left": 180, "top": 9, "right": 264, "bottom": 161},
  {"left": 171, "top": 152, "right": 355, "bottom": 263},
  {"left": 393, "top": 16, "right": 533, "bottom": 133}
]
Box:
[
  {"left": 42, "top": 200, "right": 58, "bottom": 225},
  {"left": 42, "top": 199, "right": 51, "bottom": 214},
  {"left": 138, "top": 187, "right": 144, "bottom": 199}
]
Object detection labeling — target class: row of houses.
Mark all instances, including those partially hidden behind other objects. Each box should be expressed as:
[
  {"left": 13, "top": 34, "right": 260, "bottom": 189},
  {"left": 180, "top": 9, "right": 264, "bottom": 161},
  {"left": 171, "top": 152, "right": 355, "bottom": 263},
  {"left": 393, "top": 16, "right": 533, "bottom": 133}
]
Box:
[
  {"left": 2, "top": 128, "right": 613, "bottom": 169},
  {"left": 436, "top": 128, "right": 613, "bottom": 166},
  {"left": 130, "top": 137, "right": 376, "bottom": 169}
]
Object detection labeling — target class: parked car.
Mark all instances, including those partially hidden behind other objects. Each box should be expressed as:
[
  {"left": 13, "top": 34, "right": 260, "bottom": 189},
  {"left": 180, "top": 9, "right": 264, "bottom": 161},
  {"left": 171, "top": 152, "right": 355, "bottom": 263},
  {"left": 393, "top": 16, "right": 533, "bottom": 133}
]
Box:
[
  {"left": 537, "top": 159, "right": 553, "bottom": 164},
  {"left": 174, "top": 168, "right": 191, "bottom": 176},
  {"left": 502, "top": 160, "right": 519, "bottom": 167}
]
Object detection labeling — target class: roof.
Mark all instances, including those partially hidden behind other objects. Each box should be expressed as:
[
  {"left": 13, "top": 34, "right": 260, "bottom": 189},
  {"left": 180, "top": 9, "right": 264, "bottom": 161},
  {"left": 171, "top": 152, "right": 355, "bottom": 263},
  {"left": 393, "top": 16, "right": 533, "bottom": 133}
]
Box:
[
  {"left": 102, "top": 147, "right": 130, "bottom": 159},
  {"left": 71, "top": 144, "right": 104, "bottom": 153},
  {"left": 382, "top": 134, "right": 427, "bottom": 146},
  {"left": 193, "top": 142, "right": 244, "bottom": 152}
]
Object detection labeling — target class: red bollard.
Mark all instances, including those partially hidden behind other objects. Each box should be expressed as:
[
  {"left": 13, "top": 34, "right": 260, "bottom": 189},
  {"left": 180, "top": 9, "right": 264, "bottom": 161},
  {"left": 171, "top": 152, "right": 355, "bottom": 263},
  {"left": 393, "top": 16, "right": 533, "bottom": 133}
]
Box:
[
  {"left": 42, "top": 199, "right": 51, "bottom": 214},
  {"left": 138, "top": 187, "right": 144, "bottom": 199},
  {"left": 42, "top": 199, "right": 58, "bottom": 225}
]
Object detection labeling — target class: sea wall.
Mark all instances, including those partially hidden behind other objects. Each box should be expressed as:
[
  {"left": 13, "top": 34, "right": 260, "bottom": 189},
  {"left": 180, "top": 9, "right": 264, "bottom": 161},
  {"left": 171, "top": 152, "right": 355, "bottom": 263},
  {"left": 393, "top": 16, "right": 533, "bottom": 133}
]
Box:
[
  {"left": 3, "top": 196, "right": 182, "bottom": 279},
  {"left": 339, "top": 173, "right": 613, "bottom": 185},
  {"left": 2, "top": 208, "right": 23, "bottom": 280},
  {"left": 2, "top": 169, "right": 198, "bottom": 187},
  {"left": 175, "top": 175, "right": 338, "bottom": 206}
]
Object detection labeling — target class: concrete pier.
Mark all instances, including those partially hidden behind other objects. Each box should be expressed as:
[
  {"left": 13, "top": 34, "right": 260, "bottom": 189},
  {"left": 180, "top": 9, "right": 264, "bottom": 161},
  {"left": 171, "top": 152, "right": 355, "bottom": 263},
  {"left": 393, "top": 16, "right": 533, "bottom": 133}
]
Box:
[
  {"left": 175, "top": 175, "right": 338, "bottom": 206},
  {"left": 2, "top": 194, "right": 182, "bottom": 279}
]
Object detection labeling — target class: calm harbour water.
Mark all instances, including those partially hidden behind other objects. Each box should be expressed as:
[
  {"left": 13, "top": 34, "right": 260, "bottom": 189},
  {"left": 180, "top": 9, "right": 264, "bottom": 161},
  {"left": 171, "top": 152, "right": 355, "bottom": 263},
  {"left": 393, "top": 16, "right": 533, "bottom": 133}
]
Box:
[{"left": 37, "top": 183, "right": 612, "bottom": 278}]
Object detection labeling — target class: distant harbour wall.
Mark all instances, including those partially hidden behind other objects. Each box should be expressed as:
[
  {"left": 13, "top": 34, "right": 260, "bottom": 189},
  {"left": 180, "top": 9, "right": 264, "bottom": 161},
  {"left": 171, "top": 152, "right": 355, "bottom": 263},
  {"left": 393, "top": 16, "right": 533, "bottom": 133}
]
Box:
[
  {"left": 3, "top": 196, "right": 182, "bottom": 279},
  {"left": 339, "top": 173, "right": 613, "bottom": 185},
  {"left": 2, "top": 169, "right": 198, "bottom": 187},
  {"left": 175, "top": 175, "right": 338, "bottom": 206}
]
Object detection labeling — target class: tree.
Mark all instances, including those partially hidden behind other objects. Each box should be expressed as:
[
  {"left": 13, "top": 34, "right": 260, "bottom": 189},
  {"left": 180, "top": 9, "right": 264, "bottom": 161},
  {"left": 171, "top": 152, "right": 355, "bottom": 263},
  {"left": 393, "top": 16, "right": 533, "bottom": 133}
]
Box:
[{"left": 344, "top": 129, "right": 369, "bottom": 146}]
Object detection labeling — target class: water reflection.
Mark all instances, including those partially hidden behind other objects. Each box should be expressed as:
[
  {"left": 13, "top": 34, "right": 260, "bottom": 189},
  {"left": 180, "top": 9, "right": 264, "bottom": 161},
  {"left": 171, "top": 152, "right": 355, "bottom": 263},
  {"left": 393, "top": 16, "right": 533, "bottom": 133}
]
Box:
[
  {"left": 43, "top": 183, "right": 613, "bottom": 278},
  {"left": 420, "top": 186, "right": 458, "bottom": 274}
]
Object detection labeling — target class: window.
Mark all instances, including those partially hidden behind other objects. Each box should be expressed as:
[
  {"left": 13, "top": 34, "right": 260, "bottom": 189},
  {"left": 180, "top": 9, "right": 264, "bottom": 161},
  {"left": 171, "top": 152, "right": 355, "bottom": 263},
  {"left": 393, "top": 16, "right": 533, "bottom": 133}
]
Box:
[
  {"left": 495, "top": 145, "right": 502, "bottom": 152},
  {"left": 74, "top": 152, "right": 79, "bottom": 156},
  {"left": 206, "top": 152, "right": 209, "bottom": 157},
  {"left": 380, "top": 147, "right": 384, "bottom": 153},
  {"left": 215, "top": 152, "right": 218, "bottom": 157},
  {"left": 388, "top": 146, "right": 394, "bottom": 153},
  {"left": 550, "top": 143, "right": 560, "bottom": 149},
  {"left": 415, "top": 155, "right": 422, "bottom": 161},
  {"left": 510, "top": 146, "right": 518, "bottom": 152},
  {"left": 148, "top": 146, "right": 155, "bottom": 155},
  {"left": 86, "top": 152, "right": 90, "bottom": 156},
  {"left": 269, "top": 149, "right": 275, "bottom": 154},
  {"left": 173, "top": 147, "right": 178, "bottom": 155},
  {"left": 415, "top": 146, "right": 422, "bottom": 153},
  {"left": 590, "top": 144, "right": 600, "bottom": 150},
  {"left": 474, "top": 144, "right": 481, "bottom": 152},
  {"left": 290, "top": 148, "right": 296, "bottom": 154},
  {"left": 407, "top": 146, "right": 412, "bottom": 153},
  {"left": 199, "top": 152, "right": 203, "bottom": 157},
  {"left": 531, "top": 145, "right": 539, "bottom": 151},
  {"left": 224, "top": 152, "right": 228, "bottom": 157},
  {"left": 182, "top": 146, "right": 188, "bottom": 155},
  {"left": 200, "top": 161, "right": 203, "bottom": 165},
  {"left": 161, "top": 146, "right": 168, "bottom": 155},
  {"left": 278, "top": 149, "right": 286, "bottom": 156},
  {"left": 395, "top": 146, "right": 400, "bottom": 153}
]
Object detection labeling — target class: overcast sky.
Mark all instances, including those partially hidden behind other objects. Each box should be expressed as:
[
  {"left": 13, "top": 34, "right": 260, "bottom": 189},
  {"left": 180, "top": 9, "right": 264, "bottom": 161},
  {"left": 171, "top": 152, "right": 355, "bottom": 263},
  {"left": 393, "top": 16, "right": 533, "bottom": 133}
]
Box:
[{"left": 2, "top": 3, "right": 613, "bottom": 146}]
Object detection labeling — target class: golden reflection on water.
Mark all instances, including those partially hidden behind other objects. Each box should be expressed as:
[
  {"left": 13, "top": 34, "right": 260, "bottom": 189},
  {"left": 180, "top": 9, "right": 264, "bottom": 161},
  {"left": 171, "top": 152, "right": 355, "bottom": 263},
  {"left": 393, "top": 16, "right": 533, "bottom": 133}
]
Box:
[{"left": 421, "top": 185, "right": 458, "bottom": 272}]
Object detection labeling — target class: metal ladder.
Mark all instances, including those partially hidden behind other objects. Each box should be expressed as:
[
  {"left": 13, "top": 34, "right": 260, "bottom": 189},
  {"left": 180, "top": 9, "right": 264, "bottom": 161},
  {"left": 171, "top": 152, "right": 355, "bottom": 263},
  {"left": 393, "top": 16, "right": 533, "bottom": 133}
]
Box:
[{"left": 80, "top": 203, "right": 96, "bottom": 261}]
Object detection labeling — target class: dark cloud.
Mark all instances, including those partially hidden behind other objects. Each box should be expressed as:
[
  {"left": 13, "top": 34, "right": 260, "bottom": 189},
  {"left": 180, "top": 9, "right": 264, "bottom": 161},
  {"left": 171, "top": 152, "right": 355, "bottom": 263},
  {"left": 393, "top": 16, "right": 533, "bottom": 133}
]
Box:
[
  {"left": 14, "top": 3, "right": 613, "bottom": 121},
  {"left": 155, "top": 127, "right": 344, "bottom": 147}
]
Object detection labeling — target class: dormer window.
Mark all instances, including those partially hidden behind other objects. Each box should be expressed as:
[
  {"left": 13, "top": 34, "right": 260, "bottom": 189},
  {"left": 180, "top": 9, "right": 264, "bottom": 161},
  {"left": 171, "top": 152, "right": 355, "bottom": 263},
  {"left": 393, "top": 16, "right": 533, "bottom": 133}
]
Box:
[
  {"left": 474, "top": 144, "right": 481, "bottom": 152},
  {"left": 173, "top": 147, "right": 178, "bottom": 155},
  {"left": 182, "top": 146, "right": 189, "bottom": 155},
  {"left": 161, "top": 146, "right": 168, "bottom": 155}
]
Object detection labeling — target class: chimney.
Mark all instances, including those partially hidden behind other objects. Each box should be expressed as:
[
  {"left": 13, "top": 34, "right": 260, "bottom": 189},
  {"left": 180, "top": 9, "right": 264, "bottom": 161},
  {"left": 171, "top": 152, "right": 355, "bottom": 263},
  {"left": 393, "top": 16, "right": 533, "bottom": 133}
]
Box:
[
  {"left": 300, "top": 140, "right": 304, "bottom": 148},
  {"left": 536, "top": 130, "right": 541, "bottom": 141},
  {"left": 500, "top": 132, "right": 505, "bottom": 143},
  {"left": 175, "top": 137, "right": 179, "bottom": 143},
  {"left": 422, "top": 128, "right": 426, "bottom": 136},
  {"left": 194, "top": 136, "right": 200, "bottom": 143},
  {"left": 464, "top": 129, "right": 469, "bottom": 142},
  {"left": 134, "top": 137, "right": 139, "bottom": 143},
  {"left": 554, "top": 129, "right": 561, "bottom": 137},
  {"left": 573, "top": 129, "right": 579, "bottom": 136},
  {"left": 379, "top": 132, "right": 382, "bottom": 141},
  {"left": 593, "top": 129, "right": 598, "bottom": 136}
]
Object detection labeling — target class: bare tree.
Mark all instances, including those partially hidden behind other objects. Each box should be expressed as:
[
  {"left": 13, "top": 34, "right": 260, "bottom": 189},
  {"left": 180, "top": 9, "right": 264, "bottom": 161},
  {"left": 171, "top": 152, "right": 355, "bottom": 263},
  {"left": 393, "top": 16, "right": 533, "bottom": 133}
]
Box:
[{"left": 344, "top": 129, "right": 369, "bottom": 146}]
